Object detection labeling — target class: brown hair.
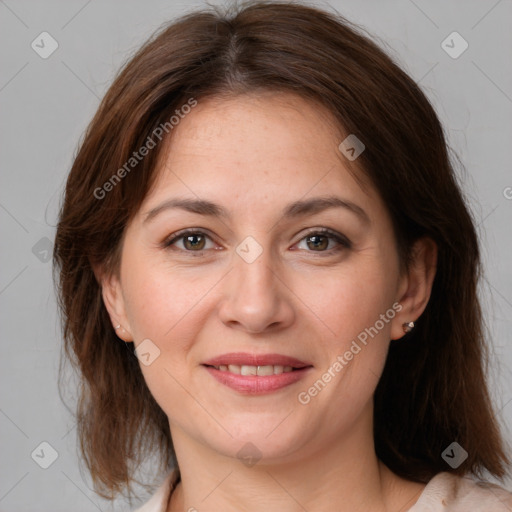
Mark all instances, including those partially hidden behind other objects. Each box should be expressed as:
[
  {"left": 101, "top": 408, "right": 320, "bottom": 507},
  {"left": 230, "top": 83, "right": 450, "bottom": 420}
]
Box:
[{"left": 53, "top": 0, "right": 510, "bottom": 500}]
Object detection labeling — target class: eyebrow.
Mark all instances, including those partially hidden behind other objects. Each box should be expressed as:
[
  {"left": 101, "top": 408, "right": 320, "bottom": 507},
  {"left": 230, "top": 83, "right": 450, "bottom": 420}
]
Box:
[{"left": 143, "top": 195, "right": 370, "bottom": 225}]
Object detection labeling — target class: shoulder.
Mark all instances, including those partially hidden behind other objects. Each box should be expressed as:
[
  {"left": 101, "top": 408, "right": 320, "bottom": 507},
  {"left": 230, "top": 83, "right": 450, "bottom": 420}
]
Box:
[
  {"left": 410, "top": 471, "right": 512, "bottom": 511},
  {"left": 133, "top": 470, "right": 178, "bottom": 512}
]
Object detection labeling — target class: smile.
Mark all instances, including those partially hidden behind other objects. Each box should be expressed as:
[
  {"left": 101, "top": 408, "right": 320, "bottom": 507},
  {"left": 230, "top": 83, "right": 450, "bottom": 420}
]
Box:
[
  {"left": 208, "top": 364, "right": 296, "bottom": 376},
  {"left": 202, "top": 353, "right": 313, "bottom": 394}
]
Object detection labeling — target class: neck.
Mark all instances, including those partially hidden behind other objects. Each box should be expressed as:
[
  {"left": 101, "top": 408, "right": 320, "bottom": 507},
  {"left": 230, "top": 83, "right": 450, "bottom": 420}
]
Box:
[{"left": 166, "top": 405, "right": 424, "bottom": 512}]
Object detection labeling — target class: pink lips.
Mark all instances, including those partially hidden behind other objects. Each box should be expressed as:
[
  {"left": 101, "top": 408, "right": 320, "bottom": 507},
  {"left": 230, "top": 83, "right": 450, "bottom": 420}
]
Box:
[
  {"left": 202, "top": 352, "right": 313, "bottom": 395},
  {"left": 203, "top": 352, "right": 311, "bottom": 368}
]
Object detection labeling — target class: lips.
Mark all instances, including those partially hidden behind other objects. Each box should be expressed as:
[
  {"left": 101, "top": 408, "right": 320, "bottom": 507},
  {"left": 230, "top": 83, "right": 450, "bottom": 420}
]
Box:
[
  {"left": 202, "top": 352, "right": 313, "bottom": 395},
  {"left": 203, "top": 352, "right": 311, "bottom": 368}
]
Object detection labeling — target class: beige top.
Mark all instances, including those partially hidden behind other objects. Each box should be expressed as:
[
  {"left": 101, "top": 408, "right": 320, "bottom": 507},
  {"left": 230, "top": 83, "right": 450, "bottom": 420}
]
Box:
[{"left": 134, "top": 470, "right": 512, "bottom": 511}]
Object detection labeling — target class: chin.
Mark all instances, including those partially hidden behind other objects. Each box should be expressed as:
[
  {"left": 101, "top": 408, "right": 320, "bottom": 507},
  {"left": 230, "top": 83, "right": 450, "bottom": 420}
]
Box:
[{"left": 201, "top": 417, "right": 312, "bottom": 464}]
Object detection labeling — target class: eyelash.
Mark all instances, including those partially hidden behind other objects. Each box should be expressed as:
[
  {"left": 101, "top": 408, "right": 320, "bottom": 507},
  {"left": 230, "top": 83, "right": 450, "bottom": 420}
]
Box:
[{"left": 161, "top": 228, "right": 351, "bottom": 256}]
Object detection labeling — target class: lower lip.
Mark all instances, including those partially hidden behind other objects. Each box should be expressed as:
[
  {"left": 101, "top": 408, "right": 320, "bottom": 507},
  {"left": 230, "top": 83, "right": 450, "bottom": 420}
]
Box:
[{"left": 204, "top": 366, "right": 312, "bottom": 394}]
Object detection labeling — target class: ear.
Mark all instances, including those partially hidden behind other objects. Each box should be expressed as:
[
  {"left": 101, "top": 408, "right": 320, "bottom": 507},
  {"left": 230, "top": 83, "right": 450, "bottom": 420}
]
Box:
[
  {"left": 390, "top": 237, "right": 438, "bottom": 340},
  {"left": 93, "top": 264, "right": 133, "bottom": 342}
]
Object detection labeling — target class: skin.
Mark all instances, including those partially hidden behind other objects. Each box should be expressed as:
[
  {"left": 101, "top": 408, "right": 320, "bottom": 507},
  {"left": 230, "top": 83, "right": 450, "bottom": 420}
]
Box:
[{"left": 100, "top": 91, "right": 437, "bottom": 512}]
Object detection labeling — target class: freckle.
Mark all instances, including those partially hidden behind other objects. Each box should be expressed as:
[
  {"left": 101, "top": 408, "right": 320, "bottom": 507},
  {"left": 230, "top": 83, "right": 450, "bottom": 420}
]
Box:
[{"left": 441, "top": 499, "right": 446, "bottom": 505}]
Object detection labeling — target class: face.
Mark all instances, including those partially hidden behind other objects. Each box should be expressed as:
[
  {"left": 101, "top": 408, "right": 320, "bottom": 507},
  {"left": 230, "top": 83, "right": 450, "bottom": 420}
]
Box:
[{"left": 103, "top": 92, "right": 422, "bottom": 464}]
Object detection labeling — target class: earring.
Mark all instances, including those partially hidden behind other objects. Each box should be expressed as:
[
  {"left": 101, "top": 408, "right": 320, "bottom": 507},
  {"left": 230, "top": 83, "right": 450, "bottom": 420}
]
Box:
[
  {"left": 402, "top": 321, "right": 415, "bottom": 333},
  {"left": 115, "top": 324, "right": 121, "bottom": 330}
]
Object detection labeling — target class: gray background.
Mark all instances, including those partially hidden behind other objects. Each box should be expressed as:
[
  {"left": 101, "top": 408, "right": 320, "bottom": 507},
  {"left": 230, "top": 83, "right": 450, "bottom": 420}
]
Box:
[{"left": 1, "top": 0, "right": 511, "bottom": 510}]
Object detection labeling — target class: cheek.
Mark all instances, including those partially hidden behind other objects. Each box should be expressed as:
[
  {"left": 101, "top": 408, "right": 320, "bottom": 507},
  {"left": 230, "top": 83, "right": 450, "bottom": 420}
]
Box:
[
  {"left": 303, "top": 261, "right": 396, "bottom": 346},
  {"left": 301, "top": 266, "right": 397, "bottom": 415},
  {"left": 120, "top": 260, "right": 206, "bottom": 410},
  {"left": 121, "top": 247, "right": 212, "bottom": 341},
  {"left": 123, "top": 274, "right": 172, "bottom": 340},
  {"left": 119, "top": 254, "right": 228, "bottom": 410}
]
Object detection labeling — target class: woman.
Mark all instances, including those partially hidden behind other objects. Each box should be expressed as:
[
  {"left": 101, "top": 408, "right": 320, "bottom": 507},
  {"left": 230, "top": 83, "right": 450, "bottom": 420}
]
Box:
[{"left": 53, "top": 1, "right": 512, "bottom": 510}]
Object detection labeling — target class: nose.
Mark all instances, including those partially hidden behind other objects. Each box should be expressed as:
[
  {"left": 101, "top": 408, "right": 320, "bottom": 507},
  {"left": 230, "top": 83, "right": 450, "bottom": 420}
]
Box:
[{"left": 217, "top": 244, "right": 295, "bottom": 334}]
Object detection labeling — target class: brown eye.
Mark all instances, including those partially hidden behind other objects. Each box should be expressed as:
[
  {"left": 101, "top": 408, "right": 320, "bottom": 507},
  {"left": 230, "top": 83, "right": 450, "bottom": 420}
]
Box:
[
  {"left": 296, "top": 229, "right": 351, "bottom": 253},
  {"left": 163, "top": 230, "right": 215, "bottom": 252},
  {"left": 183, "top": 233, "right": 206, "bottom": 250},
  {"left": 306, "top": 234, "right": 329, "bottom": 251}
]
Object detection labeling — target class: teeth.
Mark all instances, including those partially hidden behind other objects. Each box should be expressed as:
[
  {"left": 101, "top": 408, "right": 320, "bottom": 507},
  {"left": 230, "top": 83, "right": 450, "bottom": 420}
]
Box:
[
  {"left": 215, "top": 364, "right": 295, "bottom": 375},
  {"left": 256, "top": 365, "right": 274, "bottom": 376},
  {"left": 241, "top": 365, "right": 257, "bottom": 376},
  {"left": 228, "top": 364, "right": 241, "bottom": 374}
]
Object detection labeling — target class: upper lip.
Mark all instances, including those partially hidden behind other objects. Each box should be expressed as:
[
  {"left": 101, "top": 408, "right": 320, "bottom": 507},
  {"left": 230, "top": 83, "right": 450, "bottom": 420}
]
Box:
[{"left": 203, "top": 352, "right": 312, "bottom": 368}]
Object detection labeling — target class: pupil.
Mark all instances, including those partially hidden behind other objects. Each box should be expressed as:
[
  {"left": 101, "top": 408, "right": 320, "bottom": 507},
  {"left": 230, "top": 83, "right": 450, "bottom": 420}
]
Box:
[
  {"left": 308, "top": 235, "right": 328, "bottom": 251},
  {"left": 185, "top": 234, "right": 204, "bottom": 250}
]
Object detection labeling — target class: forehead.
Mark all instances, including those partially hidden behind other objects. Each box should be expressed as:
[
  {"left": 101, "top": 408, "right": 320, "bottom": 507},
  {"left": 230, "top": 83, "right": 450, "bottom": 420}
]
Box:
[
  {"left": 163, "top": 92, "right": 344, "bottom": 169},
  {"left": 139, "top": 92, "right": 381, "bottom": 222}
]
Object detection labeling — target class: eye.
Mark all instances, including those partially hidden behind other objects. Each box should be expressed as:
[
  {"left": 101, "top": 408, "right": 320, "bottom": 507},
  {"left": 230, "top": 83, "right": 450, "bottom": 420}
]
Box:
[
  {"left": 295, "top": 228, "right": 351, "bottom": 253},
  {"left": 162, "top": 227, "right": 351, "bottom": 255},
  {"left": 162, "top": 229, "right": 217, "bottom": 252}
]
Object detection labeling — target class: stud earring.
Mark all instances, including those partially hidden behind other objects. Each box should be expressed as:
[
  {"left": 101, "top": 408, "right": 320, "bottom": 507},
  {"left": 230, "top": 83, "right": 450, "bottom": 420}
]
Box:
[
  {"left": 115, "top": 324, "right": 121, "bottom": 330},
  {"left": 402, "top": 321, "right": 415, "bottom": 333}
]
